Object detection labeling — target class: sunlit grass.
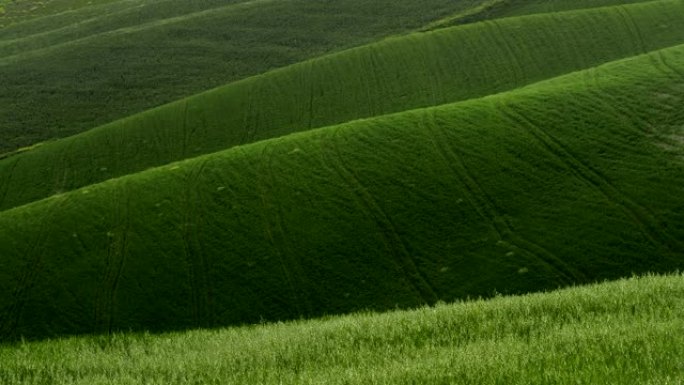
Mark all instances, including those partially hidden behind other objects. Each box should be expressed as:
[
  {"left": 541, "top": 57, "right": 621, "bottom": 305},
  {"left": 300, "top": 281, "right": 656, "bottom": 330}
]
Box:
[{"left": 1, "top": 274, "right": 682, "bottom": 384}]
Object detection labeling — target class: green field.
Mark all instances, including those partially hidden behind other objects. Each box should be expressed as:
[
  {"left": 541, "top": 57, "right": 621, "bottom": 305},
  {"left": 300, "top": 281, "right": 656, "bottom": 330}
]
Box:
[
  {"left": 2, "top": 0, "right": 683, "bottom": 211},
  {"left": 1, "top": 36, "right": 683, "bottom": 340},
  {"left": 1, "top": 0, "right": 683, "bottom": 382},
  {"left": 1, "top": 274, "right": 682, "bottom": 384},
  {"left": 424, "top": 0, "right": 663, "bottom": 29},
  {"left": 0, "top": 0, "right": 490, "bottom": 152}
]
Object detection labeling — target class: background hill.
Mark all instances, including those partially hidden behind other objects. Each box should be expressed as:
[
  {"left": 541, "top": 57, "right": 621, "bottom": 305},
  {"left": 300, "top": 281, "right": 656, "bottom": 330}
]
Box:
[
  {"left": 0, "top": 0, "right": 490, "bottom": 152},
  {"left": 1, "top": 40, "right": 683, "bottom": 340},
  {"left": 2, "top": 0, "right": 683, "bottom": 211},
  {"left": 0, "top": 0, "right": 673, "bottom": 153},
  {"left": 423, "top": 0, "right": 662, "bottom": 29}
]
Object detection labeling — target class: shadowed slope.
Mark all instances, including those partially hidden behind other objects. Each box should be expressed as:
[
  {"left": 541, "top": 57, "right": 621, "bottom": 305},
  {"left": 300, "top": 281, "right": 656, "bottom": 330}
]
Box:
[
  {"left": 1, "top": 0, "right": 683, "bottom": 211},
  {"left": 1, "top": 42, "right": 683, "bottom": 341}
]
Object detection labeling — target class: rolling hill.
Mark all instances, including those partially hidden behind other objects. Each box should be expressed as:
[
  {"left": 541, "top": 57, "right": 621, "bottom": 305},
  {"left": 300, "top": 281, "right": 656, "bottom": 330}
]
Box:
[
  {"left": 0, "top": 0, "right": 491, "bottom": 152},
  {"left": 423, "top": 0, "right": 663, "bottom": 30},
  {"left": 2, "top": 0, "right": 683, "bottom": 211},
  {"left": 1, "top": 36, "right": 683, "bottom": 340}
]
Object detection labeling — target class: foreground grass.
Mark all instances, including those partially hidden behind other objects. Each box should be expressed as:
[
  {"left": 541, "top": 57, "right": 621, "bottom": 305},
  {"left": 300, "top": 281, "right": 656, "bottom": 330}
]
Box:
[{"left": 1, "top": 274, "right": 682, "bottom": 385}]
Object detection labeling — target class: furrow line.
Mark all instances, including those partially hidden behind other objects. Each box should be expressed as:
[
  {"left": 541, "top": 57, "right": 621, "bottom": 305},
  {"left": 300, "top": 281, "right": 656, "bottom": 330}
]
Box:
[
  {"left": 191, "top": 159, "right": 214, "bottom": 325},
  {"left": 321, "top": 127, "right": 439, "bottom": 304},
  {"left": 0, "top": 156, "right": 20, "bottom": 209},
  {"left": 263, "top": 142, "right": 312, "bottom": 315},
  {"left": 499, "top": 100, "right": 683, "bottom": 254},
  {"left": 656, "top": 50, "right": 684, "bottom": 79},
  {"left": 421, "top": 110, "right": 582, "bottom": 283},
  {"left": 1, "top": 202, "right": 54, "bottom": 339},
  {"left": 256, "top": 144, "right": 303, "bottom": 314},
  {"left": 489, "top": 20, "right": 526, "bottom": 83}
]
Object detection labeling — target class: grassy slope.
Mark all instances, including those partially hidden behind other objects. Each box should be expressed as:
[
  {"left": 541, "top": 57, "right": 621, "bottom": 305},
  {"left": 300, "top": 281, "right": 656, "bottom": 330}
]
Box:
[
  {"left": 2, "top": 0, "right": 683, "bottom": 211},
  {"left": 0, "top": 0, "right": 487, "bottom": 152},
  {"left": 1, "top": 274, "right": 682, "bottom": 384},
  {"left": 1, "top": 42, "right": 683, "bottom": 340},
  {"left": 0, "top": 0, "right": 123, "bottom": 26},
  {"left": 425, "top": 0, "right": 662, "bottom": 29}
]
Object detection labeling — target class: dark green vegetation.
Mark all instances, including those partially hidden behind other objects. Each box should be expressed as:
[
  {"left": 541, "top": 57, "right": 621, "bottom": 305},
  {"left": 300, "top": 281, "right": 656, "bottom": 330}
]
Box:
[
  {"left": 1, "top": 274, "right": 683, "bottom": 384},
  {"left": 2, "top": 0, "right": 684, "bottom": 211},
  {"left": 1, "top": 34, "right": 684, "bottom": 340},
  {"left": 0, "top": 0, "right": 490, "bottom": 152}
]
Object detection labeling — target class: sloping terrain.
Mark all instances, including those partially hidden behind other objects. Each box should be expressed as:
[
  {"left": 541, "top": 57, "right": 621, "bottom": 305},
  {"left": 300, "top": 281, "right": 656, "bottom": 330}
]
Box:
[
  {"left": 1, "top": 272, "right": 682, "bottom": 384},
  {"left": 1, "top": 0, "right": 683, "bottom": 211},
  {"left": 0, "top": 0, "right": 490, "bottom": 152},
  {"left": 424, "top": 0, "right": 662, "bottom": 30},
  {"left": 1, "top": 40, "right": 683, "bottom": 340}
]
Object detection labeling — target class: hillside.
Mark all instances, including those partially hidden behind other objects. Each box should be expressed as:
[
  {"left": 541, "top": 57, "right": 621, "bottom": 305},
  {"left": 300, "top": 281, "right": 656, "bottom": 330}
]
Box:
[
  {"left": 1, "top": 274, "right": 682, "bottom": 384},
  {"left": 0, "top": 0, "right": 490, "bottom": 152},
  {"left": 1, "top": 40, "right": 683, "bottom": 340},
  {"left": 424, "top": 0, "right": 662, "bottom": 29},
  {"left": 2, "top": 0, "right": 683, "bottom": 211}
]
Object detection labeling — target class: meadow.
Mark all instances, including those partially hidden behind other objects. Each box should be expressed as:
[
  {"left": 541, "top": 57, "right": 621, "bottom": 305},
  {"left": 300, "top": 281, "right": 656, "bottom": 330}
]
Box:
[
  {"left": 1, "top": 274, "right": 682, "bottom": 384},
  {"left": 0, "top": 0, "right": 488, "bottom": 152},
  {"left": 1, "top": 39, "right": 683, "bottom": 340},
  {"left": 2, "top": 0, "right": 684, "bottom": 211},
  {"left": 0, "top": 0, "right": 683, "bottom": 382}
]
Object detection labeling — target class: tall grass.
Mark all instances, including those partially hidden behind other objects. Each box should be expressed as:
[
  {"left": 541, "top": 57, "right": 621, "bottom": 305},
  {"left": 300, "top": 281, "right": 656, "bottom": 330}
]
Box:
[{"left": 1, "top": 274, "right": 682, "bottom": 384}]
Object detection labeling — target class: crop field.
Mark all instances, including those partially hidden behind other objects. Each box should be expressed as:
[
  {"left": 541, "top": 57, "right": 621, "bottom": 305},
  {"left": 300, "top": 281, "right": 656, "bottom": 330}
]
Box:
[
  {"left": 1, "top": 0, "right": 683, "bottom": 382},
  {"left": 1, "top": 274, "right": 683, "bottom": 384},
  {"left": 2, "top": 0, "right": 683, "bottom": 211},
  {"left": 424, "top": 0, "right": 664, "bottom": 29},
  {"left": 1, "top": 36, "right": 684, "bottom": 339},
  {"left": 0, "top": 0, "right": 489, "bottom": 152}
]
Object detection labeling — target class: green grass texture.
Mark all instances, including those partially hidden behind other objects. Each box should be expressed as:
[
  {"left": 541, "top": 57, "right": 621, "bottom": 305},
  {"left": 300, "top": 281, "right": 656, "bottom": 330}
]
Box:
[
  {"left": 424, "top": 0, "right": 662, "bottom": 30},
  {"left": 1, "top": 39, "right": 683, "bottom": 341},
  {"left": 0, "top": 0, "right": 490, "bottom": 152},
  {"left": 1, "top": 0, "right": 683, "bottom": 212},
  {"left": 1, "top": 273, "right": 682, "bottom": 384}
]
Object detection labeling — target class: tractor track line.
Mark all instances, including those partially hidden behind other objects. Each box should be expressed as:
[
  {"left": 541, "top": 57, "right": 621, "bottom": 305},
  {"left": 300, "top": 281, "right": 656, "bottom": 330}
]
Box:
[
  {"left": 320, "top": 127, "right": 439, "bottom": 304},
  {"left": 421, "top": 110, "right": 582, "bottom": 283},
  {"left": 499, "top": 100, "right": 683, "bottom": 254}
]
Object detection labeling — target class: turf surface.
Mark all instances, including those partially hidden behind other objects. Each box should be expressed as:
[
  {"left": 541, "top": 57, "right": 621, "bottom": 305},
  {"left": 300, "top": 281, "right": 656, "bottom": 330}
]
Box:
[
  {"left": 1, "top": 40, "right": 683, "bottom": 340},
  {"left": 0, "top": 0, "right": 488, "bottom": 152},
  {"left": 2, "top": 0, "right": 683, "bottom": 211}
]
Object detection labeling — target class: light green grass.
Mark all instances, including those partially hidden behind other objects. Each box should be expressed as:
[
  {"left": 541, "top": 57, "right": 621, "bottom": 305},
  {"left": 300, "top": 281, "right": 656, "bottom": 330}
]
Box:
[
  {"left": 1, "top": 40, "right": 683, "bottom": 341},
  {"left": 2, "top": 0, "right": 683, "bottom": 211},
  {"left": 1, "top": 273, "right": 682, "bottom": 384},
  {"left": 0, "top": 0, "right": 488, "bottom": 152}
]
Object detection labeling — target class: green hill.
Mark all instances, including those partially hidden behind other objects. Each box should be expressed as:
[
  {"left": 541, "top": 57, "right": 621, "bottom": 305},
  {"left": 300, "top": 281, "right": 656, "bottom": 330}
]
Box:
[
  {"left": 0, "top": 0, "right": 491, "bottom": 152},
  {"left": 2, "top": 0, "right": 683, "bottom": 211},
  {"left": 1, "top": 40, "right": 683, "bottom": 340},
  {"left": 1, "top": 274, "right": 682, "bottom": 384},
  {"left": 424, "top": 0, "right": 662, "bottom": 30}
]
